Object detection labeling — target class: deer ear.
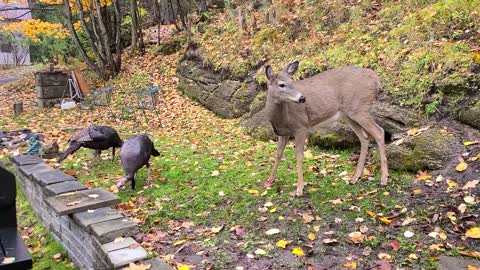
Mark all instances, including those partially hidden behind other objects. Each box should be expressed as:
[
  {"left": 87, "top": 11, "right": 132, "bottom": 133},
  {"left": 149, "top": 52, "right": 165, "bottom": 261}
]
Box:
[
  {"left": 286, "top": 61, "right": 299, "bottom": 75},
  {"left": 265, "top": 65, "right": 274, "bottom": 81}
]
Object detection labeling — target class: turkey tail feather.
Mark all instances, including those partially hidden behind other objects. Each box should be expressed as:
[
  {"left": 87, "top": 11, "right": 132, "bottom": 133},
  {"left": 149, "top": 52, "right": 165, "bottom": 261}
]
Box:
[{"left": 57, "top": 143, "right": 81, "bottom": 163}]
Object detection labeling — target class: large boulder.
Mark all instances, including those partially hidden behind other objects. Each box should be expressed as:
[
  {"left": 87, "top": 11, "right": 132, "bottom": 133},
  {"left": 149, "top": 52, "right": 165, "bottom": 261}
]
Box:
[
  {"left": 176, "top": 52, "right": 260, "bottom": 118},
  {"left": 457, "top": 98, "right": 480, "bottom": 129},
  {"left": 385, "top": 128, "right": 458, "bottom": 171},
  {"left": 241, "top": 98, "right": 425, "bottom": 148}
]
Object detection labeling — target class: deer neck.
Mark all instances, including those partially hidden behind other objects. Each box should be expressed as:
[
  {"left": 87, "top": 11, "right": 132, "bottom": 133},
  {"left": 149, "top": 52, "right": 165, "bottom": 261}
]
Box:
[{"left": 266, "top": 94, "right": 291, "bottom": 135}]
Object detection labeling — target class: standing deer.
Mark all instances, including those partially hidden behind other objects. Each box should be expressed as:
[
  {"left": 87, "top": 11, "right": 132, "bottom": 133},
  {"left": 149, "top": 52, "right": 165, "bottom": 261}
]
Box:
[{"left": 263, "top": 61, "right": 388, "bottom": 196}]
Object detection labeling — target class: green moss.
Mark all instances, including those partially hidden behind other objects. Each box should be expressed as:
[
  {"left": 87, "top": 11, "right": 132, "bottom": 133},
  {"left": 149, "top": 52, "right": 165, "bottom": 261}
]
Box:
[{"left": 254, "top": 28, "right": 277, "bottom": 47}]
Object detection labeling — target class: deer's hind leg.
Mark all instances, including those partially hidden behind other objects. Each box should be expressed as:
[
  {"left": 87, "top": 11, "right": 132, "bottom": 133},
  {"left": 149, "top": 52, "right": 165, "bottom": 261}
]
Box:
[
  {"left": 346, "top": 117, "right": 370, "bottom": 184},
  {"left": 350, "top": 115, "right": 389, "bottom": 186}
]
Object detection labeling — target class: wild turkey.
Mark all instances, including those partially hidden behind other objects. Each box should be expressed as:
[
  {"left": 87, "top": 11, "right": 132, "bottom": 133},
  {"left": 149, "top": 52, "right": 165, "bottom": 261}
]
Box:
[
  {"left": 116, "top": 134, "right": 160, "bottom": 190},
  {"left": 57, "top": 125, "right": 123, "bottom": 163}
]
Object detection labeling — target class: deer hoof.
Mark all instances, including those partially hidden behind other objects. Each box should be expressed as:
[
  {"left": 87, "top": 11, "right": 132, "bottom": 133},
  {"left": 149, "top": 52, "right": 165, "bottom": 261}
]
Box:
[
  {"left": 263, "top": 178, "right": 276, "bottom": 188},
  {"left": 295, "top": 189, "right": 304, "bottom": 197},
  {"left": 350, "top": 176, "right": 360, "bottom": 184},
  {"left": 380, "top": 177, "right": 388, "bottom": 186}
]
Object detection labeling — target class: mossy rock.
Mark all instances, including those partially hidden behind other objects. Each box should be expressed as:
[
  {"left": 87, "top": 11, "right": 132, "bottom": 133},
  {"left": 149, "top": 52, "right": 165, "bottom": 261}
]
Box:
[
  {"left": 385, "top": 128, "right": 457, "bottom": 171},
  {"left": 457, "top": 99, "right": 480, "bottom": 129},
  {"left": 254, "top": 28, "right": 277, "bottom": 46},
  {"left": 308, "top": 121, "right": 359, "bottom": 148},
  {"left": 240, "top": 109, "right": 275, "bottom": 141},
  {"left": 152, "top": 39, "right": 183, "bottom": 55}
]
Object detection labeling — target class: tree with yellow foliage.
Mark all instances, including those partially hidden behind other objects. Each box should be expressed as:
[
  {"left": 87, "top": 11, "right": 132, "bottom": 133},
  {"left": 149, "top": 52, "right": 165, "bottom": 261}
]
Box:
[{"left": 0, "top": 0, "right": 122, "bottom": 79}]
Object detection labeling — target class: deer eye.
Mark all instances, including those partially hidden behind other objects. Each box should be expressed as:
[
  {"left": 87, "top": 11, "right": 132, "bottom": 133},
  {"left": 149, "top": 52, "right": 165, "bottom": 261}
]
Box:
[{"left": 278, "top": 83, "right": 286, "bottom": 88}]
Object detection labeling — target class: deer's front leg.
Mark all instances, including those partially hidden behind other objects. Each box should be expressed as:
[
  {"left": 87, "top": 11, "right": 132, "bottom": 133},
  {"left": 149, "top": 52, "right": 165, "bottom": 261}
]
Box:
[
  {"left": 294, "top": 130, "right": 307, "bottom": 196},
  {"left": 264, "top": 136, "right": 289, "bottom": 188}
]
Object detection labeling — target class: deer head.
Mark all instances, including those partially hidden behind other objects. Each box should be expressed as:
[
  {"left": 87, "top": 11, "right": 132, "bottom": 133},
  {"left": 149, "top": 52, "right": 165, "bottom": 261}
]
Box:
[{"left": 265, "top": 61, "right": 306, "bottom": 104}]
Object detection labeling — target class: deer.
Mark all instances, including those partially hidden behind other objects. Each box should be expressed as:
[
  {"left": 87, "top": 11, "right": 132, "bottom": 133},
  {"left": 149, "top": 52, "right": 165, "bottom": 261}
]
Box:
[{"left": 263, "top": 61, "right": 388, "bottom": 196}]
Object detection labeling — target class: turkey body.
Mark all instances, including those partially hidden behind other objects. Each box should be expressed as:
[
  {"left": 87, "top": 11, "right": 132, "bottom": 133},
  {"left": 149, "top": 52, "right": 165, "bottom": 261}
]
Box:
[
  {"left": 57, "top": 125, "right": 123, "bottom": 163},
  {"left": 119, "top": 134, "right": 160, "bottom": 189}
]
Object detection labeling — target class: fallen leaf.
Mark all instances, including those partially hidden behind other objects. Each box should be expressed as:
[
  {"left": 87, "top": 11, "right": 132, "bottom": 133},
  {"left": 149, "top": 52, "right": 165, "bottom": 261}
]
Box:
[
  {"left": 413, "top": 189, "right": 422, "bottom": 195},
  {"left": 302, "top": 213, "right": 314, "bottom": 224},
  {"left": 389, "top": 240, "right": 400, "bottom": 251},
  {"left": 88, "top": 194, "right": 99, "bottom": 199},
  {"left": 407, "top": 128, "right": 418, "bottom": 136},
  {"left": 459, "top": 250, "right": 480, "bottom": 259},
  {"left": 114, "top": 237, "right": 125, "bottom": 243},
  {"left": 456, "top": 162, "right": 468, "bottom": 172},
  {"left": 379, "top": 217, "right": 392, "bottom": 225},
  {"left": 349, "top": 231, "right": 364, "bottom": 243},
  {"left": 254, "top": 249, "right": 266, "bottom": 255},
  {"left": 463, "top": 180, "right": 479, "bottom": 189},
  {"left": 458, "top": 203, "right": 467, "bottom": 214},
  {"left": 402, "top": 217, "right": 416, "bottom": 226},
  {"left": 276, "top": 239, "right": 288, "bottom": 248},
  {"left": 447, "top": 179, "right": 457, "bottom": 189},
  {"left": 408, "top": 253, "right": 418, "bottom": 260},
  {"left": 404, "top": 231, "right": 414, "bottom": 238},
  {"left": 53, "top": 253, "right": 62, "bottom": 259},
  {"left": 211, "top": 225, "right": 224, "bottom": 233},
  {"left": 178, "top": 266, "right": 190, "bottom": 270},
  {"left": 247, "top": 189, "right": 259, "bottom": 195},
  {"left": 211, "top": 170, "right": 220, "bottom": 176},
  {"left": 66, "top": 200, "right": 81, "bottom": 206},
  {"left": 2, "top": 257, "right": 15, "bottom": 264},
  {"left": 307, "top": 232, "right": 316, "bottom": 241},
  {"left": 464, "top": 196, "right": 475, "bottom": 204},
  {"left": 378, "top": 252, "right": 392, "bottom": 261},
  {"left": 343, "top": 261, "right": 357, "bottom": 269},
  {"left": 466, "top": 227, "right": 480, "bottom": 239},
  {"left": 292, "top": 247, "right": 305, "bottom": 256},
  {"left": 173, "top": 240, "right": 186, "bottom": 246},
  {"left": 463, "top": 141, "right": 479, "bottom": 146},
  {"left": 265, "top": 228, "right": 280, "bottom": 235},
  {"left": 323, "top": 238, "right": 338, "bottom": 244},
  {"left": 467, "top": 266, "right": 480, "bottom": 270},
  {"left": 366, "top": 210, "right": 377, "bottom": 218}
]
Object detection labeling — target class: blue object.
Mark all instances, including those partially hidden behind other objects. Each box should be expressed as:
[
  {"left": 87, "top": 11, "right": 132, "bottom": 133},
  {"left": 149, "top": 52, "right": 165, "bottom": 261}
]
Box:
[{"left": 24, "top": 135, "right": 41, "bottom": 155}]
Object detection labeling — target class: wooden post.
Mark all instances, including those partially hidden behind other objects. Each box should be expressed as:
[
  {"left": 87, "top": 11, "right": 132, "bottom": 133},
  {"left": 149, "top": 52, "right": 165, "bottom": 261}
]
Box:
[{"left": 13, "top": 100, "right": 23, "bottom": 115}]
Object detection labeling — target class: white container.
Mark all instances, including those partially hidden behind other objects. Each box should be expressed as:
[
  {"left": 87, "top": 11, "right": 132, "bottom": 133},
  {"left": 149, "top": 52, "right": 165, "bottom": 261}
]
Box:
[{"left": 61, "top": 101, "right": 77, "bottom": 110}]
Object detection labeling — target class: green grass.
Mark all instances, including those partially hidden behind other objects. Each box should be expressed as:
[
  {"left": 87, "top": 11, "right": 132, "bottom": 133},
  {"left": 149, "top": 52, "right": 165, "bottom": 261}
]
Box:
[{"left": 55, "top": 121, "right": 444, "bottom": 269}]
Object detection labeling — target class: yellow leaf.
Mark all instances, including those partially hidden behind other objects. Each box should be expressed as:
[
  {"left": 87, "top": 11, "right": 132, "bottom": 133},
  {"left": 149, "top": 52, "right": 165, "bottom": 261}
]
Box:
[
  {"left": 178, "top": 266, "right": 190, "bottom": 270},
  {"left": 269, "top": 208, "right": 276, "bottom": 213},
  {"left": 408, "top": 253, "right": 418, "bottom": 260},
  {"left": 463, "top": 141, "right": 479, "bottom": 146},
  {"left": 366, "top": 210, "right": 377, "bottom": 218},
  {"left": 473, "top": 53, "right": 480, "bottom": 63},
  {"left": 292, "top": 247, "right": 305, "bottom": 256},
  {"left": 276, "top": 239, "right": 288, "bottom": 249},
  {"left": 466, "top": 227, "right": 480, "bottom": 239},
  {"left": 456, "top": 162, "right": 468, "bottom": 172},
  {"left": 343, "top": 261, "right": 357, "bottom": 269},
  {"left": 413, "top": 189, "right": 422, "bottom": 195},
  {"left": 467, "top": 265, "right": 480, "bottom": 270},
  {"left": 407, "top": 128, "right": 418, "bottom": 136},
  {"left": 307, "top": 232, "right": 316, "bottom": 241},
  {"left": 447, "top": 179, "right": 457, "bottom": 188},
  {"left": 247, "top": 189, "right": 259, "bottom": 195},
  {"left": 379, "top": 217, "right": 392, "bottom": 225}
]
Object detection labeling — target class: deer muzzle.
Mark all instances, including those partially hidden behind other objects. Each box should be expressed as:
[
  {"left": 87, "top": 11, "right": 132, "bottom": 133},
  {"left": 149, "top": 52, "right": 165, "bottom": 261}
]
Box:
[{"left": 298, "top": 95, "right": 306, "bottom": 103}]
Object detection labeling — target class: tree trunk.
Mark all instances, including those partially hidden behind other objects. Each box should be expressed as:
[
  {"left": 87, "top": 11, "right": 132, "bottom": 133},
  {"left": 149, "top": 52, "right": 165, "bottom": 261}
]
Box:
[{"left": 130, "top": 0, "right": 138, "bottom": 53}]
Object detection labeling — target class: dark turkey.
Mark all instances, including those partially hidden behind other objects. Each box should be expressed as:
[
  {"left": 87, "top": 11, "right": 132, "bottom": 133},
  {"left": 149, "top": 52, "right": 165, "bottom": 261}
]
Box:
[
  {"left": 116, "top": 134, "right": 160, "bottom": 190},
  {"left": 57, "top": 125, "right": 123, "bottom": 163}
]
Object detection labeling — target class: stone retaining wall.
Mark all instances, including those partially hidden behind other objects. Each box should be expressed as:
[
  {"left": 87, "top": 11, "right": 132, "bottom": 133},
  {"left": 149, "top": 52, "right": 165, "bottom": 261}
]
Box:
[{"left": 9, "top": 154, "right": 172, "bottom": 270}]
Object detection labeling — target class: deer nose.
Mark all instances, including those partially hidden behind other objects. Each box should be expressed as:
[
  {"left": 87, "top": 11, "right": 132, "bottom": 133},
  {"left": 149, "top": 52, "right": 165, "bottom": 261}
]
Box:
[{"left": 299, "top": 96, "right": 306, "bottom": 103}]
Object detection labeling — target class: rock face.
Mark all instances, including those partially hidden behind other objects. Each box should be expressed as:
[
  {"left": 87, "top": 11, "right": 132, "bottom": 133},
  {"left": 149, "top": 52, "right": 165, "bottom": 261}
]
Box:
[
  {"left": 385, "top": 128, "right": 458, "bottom": 171},
  {"left": 176, "top": 52, "right": 261, "bottom": 118}
]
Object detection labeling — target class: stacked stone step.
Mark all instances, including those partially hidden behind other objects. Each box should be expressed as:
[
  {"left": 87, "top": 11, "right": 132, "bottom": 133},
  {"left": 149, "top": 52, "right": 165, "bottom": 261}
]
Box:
[{"left": 10, "top": 155, "right": 172, "bottom": 270}]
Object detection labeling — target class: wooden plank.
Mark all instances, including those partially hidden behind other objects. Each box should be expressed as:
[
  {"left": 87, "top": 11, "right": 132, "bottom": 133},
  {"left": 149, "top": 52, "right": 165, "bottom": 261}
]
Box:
[{"left": 72, "top": 68, "right": 90, "bottom": 96}]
